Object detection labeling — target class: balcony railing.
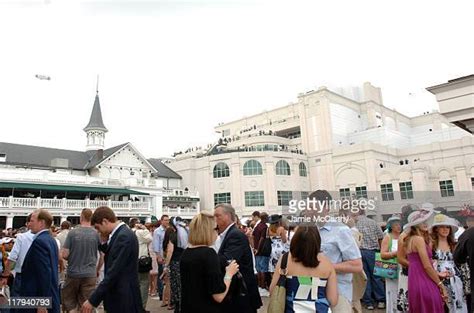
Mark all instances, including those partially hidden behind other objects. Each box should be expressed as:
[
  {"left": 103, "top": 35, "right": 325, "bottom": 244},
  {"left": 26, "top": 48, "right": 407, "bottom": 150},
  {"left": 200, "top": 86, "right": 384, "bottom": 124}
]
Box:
[
  {"left": 0, "top": 196, "right": 151, "bottom": 214},
  {"left": 162, "top": 206, "right": 199, "bottom": 216},
  {"left": 162, "top": 189, "right": 199, "bottom": 198}
]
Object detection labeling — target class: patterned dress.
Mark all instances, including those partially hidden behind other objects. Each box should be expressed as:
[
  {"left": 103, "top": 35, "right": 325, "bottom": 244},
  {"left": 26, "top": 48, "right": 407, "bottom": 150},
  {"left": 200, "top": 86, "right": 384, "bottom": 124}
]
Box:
[
  {"left": 433, "top": 250, "right": 468, "bottom": 313},
  {"left": 268, "top": 236, "right": 289, "bottom": 273},
  {"left": 285, "top": 276, "right": 330, "bottom": 312}
]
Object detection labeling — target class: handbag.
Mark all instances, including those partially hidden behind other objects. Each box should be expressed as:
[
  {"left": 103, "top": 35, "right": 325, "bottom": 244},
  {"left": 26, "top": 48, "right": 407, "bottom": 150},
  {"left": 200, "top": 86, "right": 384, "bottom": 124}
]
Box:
[
  {"left": 257, "top": 229, "right": 272, "bottom": 257},
  {"left": 138, "top": 255, "right": 153, "bottom": 273},
  {"left": 267, "top": 252, "right": 289, "bottom": 313},
  {"left": 374, "top": 235, "right": 398, "bottom": 279},
  {"left": 135, "top": 229, "right": 153, "bottom": 273},
  {"left": 0, "top": 285, "right": 9, "bottom": 306}
]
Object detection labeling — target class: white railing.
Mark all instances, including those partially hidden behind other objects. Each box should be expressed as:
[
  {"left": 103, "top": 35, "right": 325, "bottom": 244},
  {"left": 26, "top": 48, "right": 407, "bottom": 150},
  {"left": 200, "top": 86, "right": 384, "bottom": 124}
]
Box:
[
  {"left": 163, "top": 189, "right": 199, "bottom": 198},
  {"left": 162, "top": 206, "right": 199, "bottom": 216},
  {"left": 0, "top": 196, "right": 151, "bottom": 212}
]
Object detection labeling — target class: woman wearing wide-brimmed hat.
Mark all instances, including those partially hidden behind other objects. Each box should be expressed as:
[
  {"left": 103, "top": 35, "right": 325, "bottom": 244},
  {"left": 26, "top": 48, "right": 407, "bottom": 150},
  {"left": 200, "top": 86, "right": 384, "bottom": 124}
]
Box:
[
  {"left": 431, "top": 214, "right": 468, "bottom": 313},
  {"left": 267, "top": 214, "right": 288, "bottom": 275},
  {"left": 380, "top": 215, "right": 402, "bottom": 313},
  {"left": 404, "top": 207, "right": 447, "bottom": 313}
]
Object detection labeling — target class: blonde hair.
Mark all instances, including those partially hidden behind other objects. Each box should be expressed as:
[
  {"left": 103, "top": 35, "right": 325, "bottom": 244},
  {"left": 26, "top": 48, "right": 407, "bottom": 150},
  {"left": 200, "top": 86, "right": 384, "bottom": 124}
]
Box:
[{"left": 188, "top": 212, "right": 216, "bottom": 246}]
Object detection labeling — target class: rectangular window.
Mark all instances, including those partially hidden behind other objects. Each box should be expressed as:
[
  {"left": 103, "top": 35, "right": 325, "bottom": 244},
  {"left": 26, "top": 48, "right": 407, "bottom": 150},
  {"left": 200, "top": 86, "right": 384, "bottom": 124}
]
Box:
[
  {"left": 0, "top": 153, "right": 5, "bottom": 162},
  {"left": 399, "top": 181, "right": 413, "bottom": 200},
  {"left": 381, "top": 184, "right": 394, "bottom": 201},
  {"left": 439, "top": 180, "right": 454, "bottom": 197},
  {"left": 355, "top": 186, "right": 367, "bottom": 199},
  {"left": 214, "top": 192, "right": 231, "bottom": 206},
  {"left": 471, "top": 177, "right": 474, "bottom": 189},
  {"left": 339, "top": 188, "right": 351, "bottom": 199},
  {"left": 277, "top": 191, "right": 293, "bottom": 206},
  {"left": 245, "top": 191, "right": 265, "bottom": 207},
  {"left": 300, "top": 191, "right": 309, "bottom": 200}
]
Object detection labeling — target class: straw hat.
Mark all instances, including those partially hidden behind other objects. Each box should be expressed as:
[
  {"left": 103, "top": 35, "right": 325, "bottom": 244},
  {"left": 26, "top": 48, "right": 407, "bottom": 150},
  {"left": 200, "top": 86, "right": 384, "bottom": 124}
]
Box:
[
  {"left": 403, "top": 206, "right": 436, "bottom": 232},
  {"left": 430, "top": 214, "right": 459, "bottom": 234}
]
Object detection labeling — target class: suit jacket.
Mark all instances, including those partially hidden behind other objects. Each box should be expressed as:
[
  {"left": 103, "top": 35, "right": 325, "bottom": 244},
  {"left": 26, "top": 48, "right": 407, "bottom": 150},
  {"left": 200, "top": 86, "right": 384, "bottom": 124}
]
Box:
[
  {"left": 20, "top": 230, "right": 60, "bottom": 313},
  {"left": 89, "top": 224, "right": 143, "bottom": 313},
  {"left": 218, "top": 225, "right": 262, "bottom": 313}
]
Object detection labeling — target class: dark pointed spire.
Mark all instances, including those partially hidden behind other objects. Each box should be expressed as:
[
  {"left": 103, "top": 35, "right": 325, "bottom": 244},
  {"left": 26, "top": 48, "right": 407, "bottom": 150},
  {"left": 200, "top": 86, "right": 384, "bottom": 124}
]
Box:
[{"left": 84, "top": 93, "right": 108, "bottom": 132}]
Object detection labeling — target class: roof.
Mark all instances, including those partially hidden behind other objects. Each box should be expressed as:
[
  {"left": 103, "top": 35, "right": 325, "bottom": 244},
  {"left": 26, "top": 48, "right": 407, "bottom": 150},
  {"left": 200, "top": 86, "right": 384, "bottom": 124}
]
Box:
[
  {"left": 84, "top": 94, "right": 108, "bottom": 132},
  {"left": 147, "top": 159, "right": 182, "bottom": 179},
  {"left": 0, "top": 142, "right": 129, "bottom": 170},
  {"left": 0, "top": 181, "right": 149, "bottom": 195},
  {"left": 0, "top": 142, "right": 90, "bottom": 170},
  {"left": 83, "top": 142, "right": 129, "bottom": 169}
]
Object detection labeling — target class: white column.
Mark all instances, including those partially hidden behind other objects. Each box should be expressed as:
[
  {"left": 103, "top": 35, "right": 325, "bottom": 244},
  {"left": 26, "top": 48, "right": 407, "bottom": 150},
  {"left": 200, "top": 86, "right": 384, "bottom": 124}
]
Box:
[
  {"left": 6, "top": 216, "right": 13, "bottom": 229},
  {"left": 60, "top": 216, "right": 67, "bottom": 223}
]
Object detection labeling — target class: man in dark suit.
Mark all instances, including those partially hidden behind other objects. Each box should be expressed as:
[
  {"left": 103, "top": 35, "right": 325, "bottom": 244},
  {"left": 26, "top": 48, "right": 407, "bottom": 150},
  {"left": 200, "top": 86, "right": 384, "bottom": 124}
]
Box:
[
  {"left": 81, "top": 206, "right": 144, "bottom": 313},
  {"left": 214, "top": 204, "right": 262, "bottom": 313},
  {"left": 20, "top": 209, "right": 60, "bottom": 313}
]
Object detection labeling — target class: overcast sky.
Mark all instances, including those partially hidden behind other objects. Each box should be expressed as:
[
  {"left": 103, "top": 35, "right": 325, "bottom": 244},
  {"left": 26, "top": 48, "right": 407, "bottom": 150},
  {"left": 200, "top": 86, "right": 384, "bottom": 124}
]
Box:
[{"left": 0, "top": 0, "right": 472, "bottom": 158}]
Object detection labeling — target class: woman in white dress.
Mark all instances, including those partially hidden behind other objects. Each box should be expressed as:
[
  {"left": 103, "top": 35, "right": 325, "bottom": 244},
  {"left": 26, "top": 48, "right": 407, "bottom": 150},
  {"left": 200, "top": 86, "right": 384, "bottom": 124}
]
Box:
[
  {"left": 381, "top": 215, "right": 402, "bottom": 313},
  {"left": 431, "top": 214, "right": 468, "bottom": 313}
]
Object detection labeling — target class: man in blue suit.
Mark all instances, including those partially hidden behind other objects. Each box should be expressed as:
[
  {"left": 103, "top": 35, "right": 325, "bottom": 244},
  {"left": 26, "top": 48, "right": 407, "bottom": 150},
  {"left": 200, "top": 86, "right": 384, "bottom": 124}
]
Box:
[
  {"left": 81, "top": 206, "right": 143, "bottom": 313},
  {"left": 20, "top": 209, "right": 60, "bottom": 313}
]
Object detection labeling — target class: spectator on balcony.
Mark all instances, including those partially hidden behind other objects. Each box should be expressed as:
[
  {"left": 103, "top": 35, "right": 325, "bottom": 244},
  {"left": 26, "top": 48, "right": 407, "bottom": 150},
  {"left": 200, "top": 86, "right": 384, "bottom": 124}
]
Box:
[{"left": 61, "top": 209, "right": 101, "bottom": 313}]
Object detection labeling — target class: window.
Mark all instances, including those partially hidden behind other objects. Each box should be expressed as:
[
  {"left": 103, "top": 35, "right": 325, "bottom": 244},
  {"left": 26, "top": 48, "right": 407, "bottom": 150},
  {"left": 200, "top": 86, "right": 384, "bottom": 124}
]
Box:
[
  {"left": 471, "top": 177, "right": 474, "bottom": 189},
  {"left": 243, "top": 160, "right": 263, "bottom": 176},
  {"left": 277, "top": 191, "right": 293, "bottom": 206},
  {"left": 301, "top": 191, "right": 309, "bottom": 200},
  {"left": 339, "top": 188, "right": 351, "bottom": 199},
  {"left": 245, "top": 191, "right": 265, "bottom": 207},
  {"left": 439, "top": 180, "right": 454, "bottom": 197},
  {"left": 213, "top": 162, "right": 230, "bottom": 178},
  {"left": 276, "top": 160, "right": 291, "bottom": 176},
  {"left": 381, "top": 184, "right": 394, "bottom": 201},
  {"left": 399, "top": 181, "right": 413, "bottom": 200},
  {"left": 355, "top": 186, "right": 367, "bottom": 199},
  {"left": 299, "top": 162, "right": 307, "bottom": 177},
  {"left": 214, "top": 192, "right": 231, "bottom": 206},
  {"left": 0, "top": 154, "right": 5, "bottom": 162}
]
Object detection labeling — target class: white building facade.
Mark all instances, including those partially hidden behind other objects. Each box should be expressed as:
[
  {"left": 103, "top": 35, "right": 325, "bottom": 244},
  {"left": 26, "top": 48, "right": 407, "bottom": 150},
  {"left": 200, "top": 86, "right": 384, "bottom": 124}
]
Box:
[
  {"left": 0, "top": 90, "right": 199, "bottom": 229},
  {"left": 169, "top": 82, "right": 474, "bottom": 221}
]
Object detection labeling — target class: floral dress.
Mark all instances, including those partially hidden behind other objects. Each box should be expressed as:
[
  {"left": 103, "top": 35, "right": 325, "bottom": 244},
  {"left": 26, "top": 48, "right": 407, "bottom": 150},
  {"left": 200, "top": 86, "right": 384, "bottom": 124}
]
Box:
[
  {"left": 433, "top": 250, "right": 468, "bottom": 313},
  {"left": 268, "top": 236, "right": 289, "bottom": 273}
]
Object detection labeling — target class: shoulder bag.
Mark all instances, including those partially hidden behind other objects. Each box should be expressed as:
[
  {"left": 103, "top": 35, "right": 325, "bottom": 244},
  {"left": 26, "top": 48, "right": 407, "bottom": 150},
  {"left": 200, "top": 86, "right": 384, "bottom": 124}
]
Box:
[
  {"left": 267, "top": 252, "right": 289, "bottom": 313},
  {"left": 374, "top": 235, "right": 398, "bottom": 279}
]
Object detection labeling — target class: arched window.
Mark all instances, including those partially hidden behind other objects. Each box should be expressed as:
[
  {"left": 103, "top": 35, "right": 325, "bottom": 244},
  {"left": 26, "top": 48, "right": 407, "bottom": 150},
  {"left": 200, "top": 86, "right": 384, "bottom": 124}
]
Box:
[
  {"left": 213, "top": 162, "right": 230, "bottom": 178},
  {"left": 243, "top": 160, "right": 263, "bottom": 176},
  {"left": 275, "top": 160, "right": 291, "bottom": 176},
  {"left": 299, "top": 162, "right": 307, "bottom": 177}
]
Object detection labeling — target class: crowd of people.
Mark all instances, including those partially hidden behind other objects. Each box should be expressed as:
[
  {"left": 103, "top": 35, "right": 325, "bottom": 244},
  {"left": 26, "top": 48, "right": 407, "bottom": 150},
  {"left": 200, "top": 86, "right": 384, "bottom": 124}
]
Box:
[{"left": 0, "top": 189, "right": 472, "bottom": 313}]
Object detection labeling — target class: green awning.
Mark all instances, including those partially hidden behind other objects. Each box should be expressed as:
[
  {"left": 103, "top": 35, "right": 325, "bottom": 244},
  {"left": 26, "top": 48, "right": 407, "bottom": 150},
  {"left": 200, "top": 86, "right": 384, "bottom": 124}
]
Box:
[{"left": 0, "top": 181, "right": 149, "bottom": 195}]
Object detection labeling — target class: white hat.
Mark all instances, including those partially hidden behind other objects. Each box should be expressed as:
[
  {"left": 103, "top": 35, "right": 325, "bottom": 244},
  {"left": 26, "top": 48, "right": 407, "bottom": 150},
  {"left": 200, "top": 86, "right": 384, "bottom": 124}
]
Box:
[
  {"left": 403, "top": 207, "right": 436, "bottom": 232},
  {"left": 430, "top": 214, "right": 459, "bottom": 234},
  {"left": 0, "top": 237, "right": 13, "bottom": 244},
  {"left": 386, "top": 215, "right": 401, "bottom": 225}
]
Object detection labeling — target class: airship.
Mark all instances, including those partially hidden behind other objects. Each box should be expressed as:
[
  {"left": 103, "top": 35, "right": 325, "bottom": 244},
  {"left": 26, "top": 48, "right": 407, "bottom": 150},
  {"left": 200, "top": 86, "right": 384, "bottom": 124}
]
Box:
[{"left": 35, "top": 74, "right": 51, "bottom": 80}]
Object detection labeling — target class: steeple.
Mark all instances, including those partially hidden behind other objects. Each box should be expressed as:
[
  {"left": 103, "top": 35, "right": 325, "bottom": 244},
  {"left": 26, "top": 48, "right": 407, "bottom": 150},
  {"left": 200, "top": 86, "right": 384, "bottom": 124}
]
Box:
[{"left": 84, "top": 84, "right": 108, "bottom": 151}]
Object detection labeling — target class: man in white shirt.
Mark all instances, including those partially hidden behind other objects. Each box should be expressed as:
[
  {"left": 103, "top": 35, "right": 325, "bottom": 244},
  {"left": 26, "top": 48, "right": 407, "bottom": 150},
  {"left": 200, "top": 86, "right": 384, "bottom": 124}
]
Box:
[{"left": 3, "top": 214, "right": 35, "bottom": 298}]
